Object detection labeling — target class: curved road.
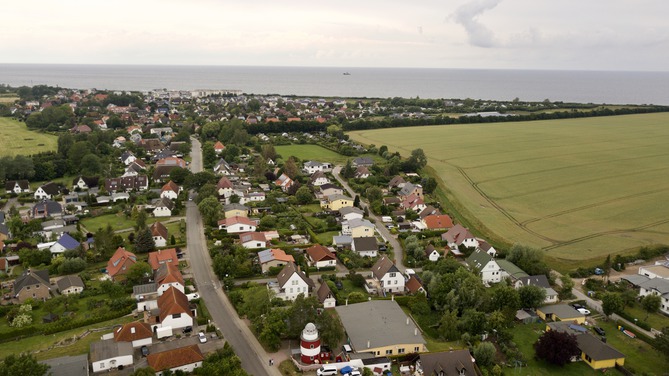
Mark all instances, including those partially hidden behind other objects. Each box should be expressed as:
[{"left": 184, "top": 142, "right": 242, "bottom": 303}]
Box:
[
  {"left": 332, "top": 166, "right": 406, "bottom": 272},
  {"left": 187, "top": 138, "right": 279, "bottom": 376}
]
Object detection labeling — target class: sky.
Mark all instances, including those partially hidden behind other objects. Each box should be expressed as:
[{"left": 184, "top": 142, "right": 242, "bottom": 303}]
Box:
[{"left": 2, "top": 0, "right": 668, "bottom": 71}]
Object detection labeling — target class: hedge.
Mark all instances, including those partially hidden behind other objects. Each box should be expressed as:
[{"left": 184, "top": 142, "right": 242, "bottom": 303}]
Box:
[{"left": 616, "top": 310, "right": 652, "bottom": 331}]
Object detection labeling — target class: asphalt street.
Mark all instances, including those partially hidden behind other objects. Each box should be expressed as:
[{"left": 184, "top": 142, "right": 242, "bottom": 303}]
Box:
[{"left": 187, "top": 138, "right": 280, "bottom": 376}]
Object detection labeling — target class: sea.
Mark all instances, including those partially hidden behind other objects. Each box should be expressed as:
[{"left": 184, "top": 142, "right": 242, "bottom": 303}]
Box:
[{"left": 1, "top": 64, "right": 669, "bottom": 105}]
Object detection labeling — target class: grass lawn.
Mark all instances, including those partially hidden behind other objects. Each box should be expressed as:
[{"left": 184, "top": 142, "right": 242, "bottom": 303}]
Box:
[
  {"left": 513, "top": 323, "right": 622, "bottom": 375},
  {"left": 622, "top": 305, "right": 669, "bottom": 331},
  {"left": 81, "top": 212, "right": 183, "bottom": 233},
  {"left": 296, "top": 204, "right": 322, "bottom": 213},
  {"left": 275, "top": 144, "right": 383, "bottom": 165},
  {"left": 0, "top": 315, "right": 135, "bottom": 361},
  {"left": 598, "top": 319, "right": 669, "bottom": 375},
  {"left": 0, "top": 95, "right": 18, "bottom": 104},
  {"left": 314, "top": 231, "right": 339, "bottom": 245},
  {"left": 349, "top": 113, "right": 669, "bottom": 266},
  {"left": 0, "top": 117, "right": 58, "bottom": 157}
]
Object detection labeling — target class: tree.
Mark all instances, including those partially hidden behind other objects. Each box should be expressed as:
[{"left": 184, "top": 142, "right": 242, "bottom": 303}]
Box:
[
  {"left": 473, "top": 342, "right": 496, "bottom": 368},
  {"left": 286, "top": 295, "right": 319, "bottom": 338},
  {"left": 80, "top": 154, "right": 102, "bottom": 176},
  {"left": 198, "top": 196, "right": 222, "bottom": 227},
  {"left": 261, "top": 144, "right": 277, "bottom": 160},
  {"left": 341, "top": 159, "right": 354, "bottom": 178},
  {"left": 317, "top": 311, "right": 345, "bottom": 348},
  {"left": 126, "top": 261, "right": 152, "bottom": 285},
  {"left": 641, "top": 294, "right": 661, "bottom": 320},
  {"left": 134, "top": 209, "right": 148, "bottom": 231},
  {"left": 130, "top": 368, "right": 157, "bottom": 376},
  {"left": 365, "top": 186, "right": 383, "bottom": 202},
  {"left": 506, "top": 244, "right": 550, "bottom": 276},
  {"left": 518, "top": 285, "right": 546, "bottom": 309},
  {"left": 0, "top": 353, "right": 50, "bottom": 376},
  {"left": 378, "top": 145, "right": 388, "bottom": 156},
  {"left": 283, "top": 157, "right": 299, "bottom": 179},
  {"left": 558, "top": 274, "right": 574, "bottom": 300},
  {"left": 170, "top": 168, "right": 191, "bottom": 184},
  {"left": 438, "top": 309, "right": 459, "bottom": 341},
  {"left": 295, "top": 186, "right": 313, "bottom": 205},
  {"left": 601, "top": 292, "right": 624, "bottom": 318},
  {"left": 58, "top": 257, "right": 87, "bottom": 274},
  {"left": 134, "top": 227, "right": 156, "bottom": 253},
  {"left": 489, "top": 285, "right": 521, "bottom": 320},
  {"left": 403, "top": 148, "right": 428, "bottom": 172},
  {"left": 195, "top": 343, "right": 249, "bottom": 376},
  {"left": 421, "top": 176, "right": 437, "bottom": 194},
  {"left": 603, "top": 254, "right": 612, "bottom": 283},
  {"left": 654, "top": 327, "right": 669, "bottom": 362},
  {"left": 534, "top": 330, "right": 580, "bottom": 367}
]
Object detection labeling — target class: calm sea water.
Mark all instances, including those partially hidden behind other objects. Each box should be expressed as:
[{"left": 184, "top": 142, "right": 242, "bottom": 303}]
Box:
[{"left": 1, "top": 64, "right": 668, "bottom": 105}]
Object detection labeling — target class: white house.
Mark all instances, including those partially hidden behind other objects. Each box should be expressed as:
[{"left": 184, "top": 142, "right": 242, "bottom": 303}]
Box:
[
  {"left": 466, "top": 248, "right": 502, "bottom": 284},
  {"left": 147, "top": 345, "right": 204, "bottom": 376},
  {"left": 639, "top": 265, "right": 669, "bottom": 281},
  {"left": 218, "top": 216, "right": 257, "bottom": 233},
  {"left": 351, "top": 237, "right": 379, "bottom": 258},
  {"left": 34, "top": 182, "right": 60, "bottom": 200},
  {"left": 303, "top": 161, "right": 332, "bottom": 174},
  {"left": 317, "top": 282, "right": 336, "bottom": 309},
  {"left": 6, "top": 180, "right": 30, "bottom": 194},
  {"left": 442, "top": 224, "right": 479, "bottom": 250},
  {"left": 306, "top": 244, "right": 337, "bottom": 269},
  {"left": 151, "top": 286, "right": 194, "bottom": 331},
  {"left": 372, "top": 256, "right": 405, "bottom": 294},
  {"left": 120, "top": 151, "right": 137, "bottom": 166},
  {"left": 240, "top": 232, "right": 267, "bottom": 249},
  {"left": 515, "top": 275, "right": 559, "bottom": 304},
  {"left": 56, "top": 275, "right": 84, "bottom": 295},
  {"left": 339, "top": 206, "right": 364, "bottom": 222},
  {"left": 90, "top": 339, "right": 133, "bottom": 373},
  {"left": 217, "top": 177, "right": 234, "bottom": 198},
  {"left": 346, "top": 218, "right": 375, "bottom": 238},
  {"left": 271, "top": 262, "right": 315, "bottom": 301},
  {"left": 153, "top": 198, "right": 174, "bottom": 217},
  {"left": 309, "top": 171, "right": 330, "bottom": 187},
  {"left": 160, "top": 181, "right": 180, "bottom": 200},
  {"left": 112, "top": 321, "right": 153, "bottom": 348},
  {"left": 150, "top": 222, "right": 168, "bottom": 247},
  {"left": 49, "top": 233, "right": 80, "bottom": 257},
  {"left": 424, "top": 244, "right": 441, "bottom": 262}
]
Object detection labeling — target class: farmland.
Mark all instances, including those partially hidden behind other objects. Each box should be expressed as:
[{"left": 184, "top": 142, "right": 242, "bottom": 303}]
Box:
[
  {"left": 349, "top": 113, "right": 669, "bottom": 267},
  {"left": 0, "top": 117, "right": 58, "bottom": 157},
  {"left": 275, "top": 144, "right": 382, "bottom": 165}
]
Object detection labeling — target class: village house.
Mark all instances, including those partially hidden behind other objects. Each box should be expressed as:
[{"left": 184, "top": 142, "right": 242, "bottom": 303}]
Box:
[
  {"left": 72, "top": 176, "right": 99, "bottom": 191},
  {"left": 90, "top": 339, "right": 133, "bottom": 373},
  {"left": 34, "top": 182, "right": 62, "bottom": 200},
  {"left": 354, "top": 166, "right": 371, "bottom": 179},
  {"left": 49, "top": 233, "right": 80, "bottom": 257},
  {"left": 147, "top": 344, "right": 205, "bottom": 376},
  {"left": 107, "top": 247, "right": 137, "bottom": 281},
  {"left": 239, "top": 232, "right": 267, "bottom": 249},
  {"left": 214, "top": 141, "right": 225, "bottom": 154},
  {"left": 371, "top": 256, "right": 405, "bottom": 294},
  {"left": 536, "top": 304, "right": 586, "bottom": 324},
  {"left": 223, "top": 203, "right": 249, "bottom": 218},
  {"left": 515, "top": 275, "right": 559, "bottom": 304},
  {"left": 113, "top": 321, "right": 153, "bottom": 348},
  {"left": 13, "top": 269, "right": 51, "bottom": 303},
  {"left": 442, "top": 224, "right": 478, "bottom": 250},
  {"left": 424, "top": 244, "right": 441, "bottom": 262},
  {"left": 339, "top": 206, "right": 364, "bottom": 222},
  {"left": 218, "top": 216, "right": 257, "bottom": 233},
  {"left": 274, "top": 173, "right": 294, "bottom": 192},
  {"left": 418, "top": 349, "right": 477, "bottom": 376},
  {"left": 317, "top": 282, "right": 336, "bottom": 308},
  {"left": 398, "top": 182, "right": 422, "bottom": 198},
  {"left": 31, "top": 200, "right": 63, "bottom": 219},
  {"left": 148, "top": 248, "right": 179, "bottom": 271},
  {"left": 258, "top": 248, "right": 295, "bottom": 273},
  {"left": 120, "top": 151, "right": 137, "bottom": 165},
  {"left": 216, "top": 176, "right": 234, "bottom": 198},
  {"left": 321, "top": 194, "right": 354, "bottom": 211},
  {"left": 309, "top": 171, "right": 330, "bottom": 186},
  {"left": 352, "top": 237, "right": 379, "bottom": 257},
  {"left": 104, "top": 175, "right": 149, "bottom": 193},
  {"left": 160, "top": 180, "right": 180, "bottom": 200},
  {"left": 303, "top": 161, "right": 332, "bottom": 174},
  {"left": 150, "top": 222, "right": 169, "bottom": 247},
  {"left": 268, "top": 262, "right": 315, "bottom": 301},
  {"left": 305, "top": 244, "right": 337, "bottom": 269},
  {"left": 213, "top": 158, "right": 233, "bottom": 175},
  {"left": 146, "top": 286, "right": 194, "bottom": 331},
  {"left": 319, "top": 183, "right": 344, "bottom": 197},
  {"left": 153, "top": 197, "right": 174, "bottom": 217},
  {"left": 388, "top": 176, "right": 406, "bottom": 190},
  {"left": 5, "top": 180, "right": 30, "bottom": 194},
  {"left": 56, "top": 275, "right": 85, "bottom": 295},
  {"left": 352, "top": 157, "right": 374, "bottom": 167},
  {"left": 334, "top": 300, "right": 426, "bottom": 356},
  {"left": 405, "top": 275, "right": 426, "bottom": 295},
  {"left": 466, "top": 248, "right": 502, "bottom": 284},
  {"left": 547, "top": 321, "right": 625, "bottom": 370}
]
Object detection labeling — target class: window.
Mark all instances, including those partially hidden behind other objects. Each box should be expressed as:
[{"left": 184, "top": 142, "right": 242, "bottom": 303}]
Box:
[
  {"left": 389, "top": 272, "right": 396, "bottom": 277},
  {"left": 398, "top": 348, "right": 405, "bottom": 354},
  {"left": 290, "top": 288, "right": 293, "bottom": 293},
  {"left": 310, "top": 344, "right": 314, "bottom": 349},
  {"left": 386, "top": 350, "right": 393, "bottom": 355},
  {"left": 414, "top": 347, "right": 420, "bottom": 352},
  {"left": 173, "top": 313, "right": 181, "bottom": 319}
]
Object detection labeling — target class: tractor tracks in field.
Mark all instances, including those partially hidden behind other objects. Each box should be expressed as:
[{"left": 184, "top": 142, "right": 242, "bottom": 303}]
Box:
[{"left": 542, "top": 219, "right": 669, "bottom": 251}]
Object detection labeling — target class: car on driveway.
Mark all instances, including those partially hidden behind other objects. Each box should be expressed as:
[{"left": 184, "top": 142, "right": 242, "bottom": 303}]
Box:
[
  {"left": 576, "top": 307, "right": 591, "bottom": 315},
  {"left": 594, "top": 327, "right": 605, "bottom": 336},
  {"left": 141, "top": 345, "right": 149, "bottom": 357},
  {"left": 198, "top": 331, "right": 207, "bottom": 343},
  {"left": 182, "top": 326, "right": 193, "bottom": 334}
]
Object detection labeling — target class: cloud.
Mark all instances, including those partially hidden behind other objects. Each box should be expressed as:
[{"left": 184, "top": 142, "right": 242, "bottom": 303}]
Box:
[{"left": 452, "top": 0, "right": 502, "bottom": 48}]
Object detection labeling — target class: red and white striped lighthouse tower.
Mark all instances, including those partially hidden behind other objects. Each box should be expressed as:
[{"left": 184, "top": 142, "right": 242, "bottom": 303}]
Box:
[{"left": 300, "top": 322, "right": 321, "bottom": 364}]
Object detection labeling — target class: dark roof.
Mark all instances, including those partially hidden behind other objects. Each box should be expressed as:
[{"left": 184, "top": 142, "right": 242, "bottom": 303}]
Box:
[
  {"left": 40, "top": 354, "right": 89, "bottom": 376},
  {"left": 5, "top": 180, "right": 30, "bottom": 191},
  {"left": 517, "top": 275, "right": 551, "bottom": 289},
  {"left": 56, "top": 275, "right": 84, "bottom": 291},
  {"left": 14, "top": 269, "right": 50, "bottom": 295},
  {"left": 40, "top": 182, "right": 62, "bottom": 195},
  {"left": 419, "top": 349, "right": 476, "bottom": 376},
  {"left": 73, "top": 176, "right": 99, "bottom": 188},
  {"left": 353, "top": 236, "right": 378, "bottom": 252},
  {"left": 372, "top": 256, "right": 399, "bottom": 280},
  {"left": 56, "top": 233, "right": 80, "bottom": 250},
  {"left": 277, "top": 262, "right": 315, "bottom": 288},
  {"left": 577, "top": 333, "right": 625, "bottom": 361},
  {"left": 32, "top": 200, "right": 63, "bottom": 216}
]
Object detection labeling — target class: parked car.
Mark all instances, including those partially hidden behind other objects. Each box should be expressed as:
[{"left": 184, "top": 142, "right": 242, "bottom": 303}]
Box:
[
  {"left": 198, "top": 331, "right": 207, "bottom": 343},
  {"left": 570, "top": 303, "right": 584, "bottom": 310},
  {"left": 141, "top": 346, "right": 149, "bottom": 357},
  {"left": 594, "top": 327, "right": 606, "bottom": 336},
  {"left": 576, "top": 307, "right": 591, "bottom": 315},
  {"left": 182, "top": 326, "right": 193, "bottom": 334}
]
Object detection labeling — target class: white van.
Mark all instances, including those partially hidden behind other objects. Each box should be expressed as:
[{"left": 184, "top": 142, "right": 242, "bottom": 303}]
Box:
[{"left": 316, "top": 365, "right": 338, "bottom": 376}]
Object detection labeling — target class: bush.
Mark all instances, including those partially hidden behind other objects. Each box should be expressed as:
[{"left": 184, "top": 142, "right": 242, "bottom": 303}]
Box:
[{"left": 58, "top": 258, "right": 87, "bottom": 275}]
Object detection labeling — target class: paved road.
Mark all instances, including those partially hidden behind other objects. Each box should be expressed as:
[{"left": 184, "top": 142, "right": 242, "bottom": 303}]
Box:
[
  {"left": 332, "top": 166, "right": 406, "bottom": 272},
  {"left": 187, "top": 137, "right": 279, "bottom": 376}
]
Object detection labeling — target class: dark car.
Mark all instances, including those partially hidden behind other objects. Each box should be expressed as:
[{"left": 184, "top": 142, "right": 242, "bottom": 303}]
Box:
[
  {"left": 594, "top": 327, "right": 606, "bottom": 336},
  {"left": 570, "top": 303, "right": 584, "bottom": 310},
  {"left": 335, "top": 281, "right": 343, "bottom": 290},
  {"left": 141, "top": 346, "right": 149, "bottom": 357},
  {"left": 182, "top": 326, "right": 193, "bottom": 334}
]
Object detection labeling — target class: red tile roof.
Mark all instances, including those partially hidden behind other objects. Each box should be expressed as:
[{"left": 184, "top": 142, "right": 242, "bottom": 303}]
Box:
[
  {"left": 161, "top": 180, "right": 179, "bottom": 193},
  {"left": 114, "top": 321, "right": 153, "bottom": 342},
  {"left": 148, "top": 248, "right": 178, "bottom": 271},
  {"left": 150, "top": 222, "right": 168, "bottom": 240},
  {"left": 158, "top": 286, "right": 192, "bottom": 322},
  {"left": 147, "top": 344, "right": 204, "bottom": 372},
  {"left": 306, "top": 244, "right": 336, "bottom": 263},
  {"left": 107, "top": 247, "right": 137, "bottom": 279},
  {"left": 218, "top": 216, "right": 257, "bottom": 227},
  {"left": 214, "top": 141, "right": 225, "bottom": 150},
  {"left": 423, "top": 214, "right": 454, "bottom": 230}
]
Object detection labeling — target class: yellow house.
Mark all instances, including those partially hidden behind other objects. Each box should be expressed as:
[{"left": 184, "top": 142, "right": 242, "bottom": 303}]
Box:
[
  {"left": 334, "top": 300, "right": 427, "bottom": 357},
  {"left": 321, "top": 194, "right": 354, "bottom": 211},
  {"left": 536, "top": 304, "right": 586, "bottom": 324},
  {"left": 223, "top": 203, "right": 249, "bottom": 219},
  {"left": 577, "top": 333, "right": 625, "bottom": 369}
]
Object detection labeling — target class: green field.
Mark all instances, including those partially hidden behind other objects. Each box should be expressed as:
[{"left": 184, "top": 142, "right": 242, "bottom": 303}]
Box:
[
  {"left": 0, "top": 117, "right": 58, "bottom": 157},
  {"left": 275, "top": 144, "right": 382, "bottom": 165},
  {"left": 349, "top": 113, "right": 669, "bottom": 266}
]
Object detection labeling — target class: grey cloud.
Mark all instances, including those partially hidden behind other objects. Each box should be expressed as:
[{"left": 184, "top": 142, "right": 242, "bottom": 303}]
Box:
[{"left": 452, "top": 0, "right": 502, "bottom": 48}]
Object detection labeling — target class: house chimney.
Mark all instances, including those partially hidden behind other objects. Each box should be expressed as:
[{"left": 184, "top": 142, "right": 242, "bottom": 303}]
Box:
[
  {"left": 367, "top": 340, "right": 370, "bottom": 348},
  {"left": 406, "top": 317, "right": 410, "bottom": 325},
  {"left": 415, "top": 328, "right": 418, "bottom": 336}
]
